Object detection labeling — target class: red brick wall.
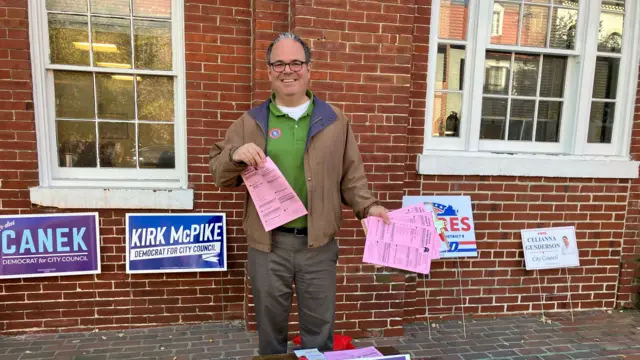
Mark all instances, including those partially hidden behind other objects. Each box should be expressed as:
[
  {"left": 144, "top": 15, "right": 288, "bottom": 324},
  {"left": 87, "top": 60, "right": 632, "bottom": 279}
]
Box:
[{"left": 1, "top": 0, "right": 639, "bottom": 337}]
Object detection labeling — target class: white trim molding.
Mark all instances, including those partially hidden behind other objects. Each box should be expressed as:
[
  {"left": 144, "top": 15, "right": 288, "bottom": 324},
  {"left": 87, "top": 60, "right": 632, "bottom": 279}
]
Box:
[
  {"left": 417, "top": 151, "right": 639, "bottom": 179},
  {"left": 30, "top": 187, "right": 194, "bottom": 210}
]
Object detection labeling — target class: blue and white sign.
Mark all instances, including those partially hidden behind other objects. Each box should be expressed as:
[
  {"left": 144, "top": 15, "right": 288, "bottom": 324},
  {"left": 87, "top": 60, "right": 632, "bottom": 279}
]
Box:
[
  {"left": 126, "top": 213, "right": 227, "bottom": 274},
  {"left": 402, "top": 196, "right": 477, "bottom": 258}
]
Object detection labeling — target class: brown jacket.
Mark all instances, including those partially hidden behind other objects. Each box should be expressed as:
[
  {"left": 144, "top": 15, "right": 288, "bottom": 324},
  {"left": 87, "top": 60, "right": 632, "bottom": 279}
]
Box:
[{"left": 208, "top": 96, "right": 379, "bottom": 252}]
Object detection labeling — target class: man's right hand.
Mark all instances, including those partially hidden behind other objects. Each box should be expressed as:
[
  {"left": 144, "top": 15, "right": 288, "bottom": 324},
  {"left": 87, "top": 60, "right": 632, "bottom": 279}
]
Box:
[{"left": 232, "top": 143, "right": 266, "bottom": 167}]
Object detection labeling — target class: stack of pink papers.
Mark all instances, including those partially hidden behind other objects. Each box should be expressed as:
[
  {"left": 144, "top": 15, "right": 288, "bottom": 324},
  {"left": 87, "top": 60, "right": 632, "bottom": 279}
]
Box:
[
  {"left": 323, "top": 346, "right": 382, "bottom": 360},
  {"left": 362, "top": 204, "right": 441, "bottom": 274}
]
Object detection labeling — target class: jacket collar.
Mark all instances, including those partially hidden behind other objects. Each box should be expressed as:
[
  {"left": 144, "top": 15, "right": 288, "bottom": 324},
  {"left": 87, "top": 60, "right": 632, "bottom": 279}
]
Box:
[{"left": 247, "top": 94, "right": 338, "bottom": 149}]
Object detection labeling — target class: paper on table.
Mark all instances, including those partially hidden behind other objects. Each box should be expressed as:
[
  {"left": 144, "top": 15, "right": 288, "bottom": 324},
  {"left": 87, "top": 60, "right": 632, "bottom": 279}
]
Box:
[
  {"left": 241, "top": 157, "right": 307, "bottom": 232},
  {"left": 362, "top": 217, "right": 433, "bottom": 274},
  {"left": 323, "top": 346, "right": 383, "bottom": 360},
  {"left": 294, "top": 348, "right": 327, "bottom": 360}
]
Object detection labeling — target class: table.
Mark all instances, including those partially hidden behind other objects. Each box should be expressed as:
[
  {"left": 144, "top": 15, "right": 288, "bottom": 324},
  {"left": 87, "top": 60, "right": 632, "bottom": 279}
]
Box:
[{"left": 251, "top": 346, "right": 400, "bottom": 360}]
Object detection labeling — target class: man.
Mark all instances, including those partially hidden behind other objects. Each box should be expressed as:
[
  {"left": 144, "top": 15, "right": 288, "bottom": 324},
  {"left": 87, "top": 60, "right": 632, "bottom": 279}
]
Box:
[{"left": 209, "top": 32, "right": 389, "bottom": 355}]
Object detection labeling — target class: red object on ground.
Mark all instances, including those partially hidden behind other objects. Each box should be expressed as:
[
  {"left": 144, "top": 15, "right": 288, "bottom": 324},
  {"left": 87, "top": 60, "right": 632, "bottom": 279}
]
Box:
[{"left": 291, "top": 333, "right": 356, "bottom": 350}]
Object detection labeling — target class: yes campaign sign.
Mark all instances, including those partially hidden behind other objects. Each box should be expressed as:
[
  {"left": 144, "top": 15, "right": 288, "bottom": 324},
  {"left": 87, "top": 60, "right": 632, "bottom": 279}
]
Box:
[
  {"left": 126, "top": 213, "right": 227, "bottom": 274},
  {"left": 0, "top": 213, "right": 100, "bottom": 279},
  {"left": 402, "top": 196, "right": 477, "bottom": 258}
]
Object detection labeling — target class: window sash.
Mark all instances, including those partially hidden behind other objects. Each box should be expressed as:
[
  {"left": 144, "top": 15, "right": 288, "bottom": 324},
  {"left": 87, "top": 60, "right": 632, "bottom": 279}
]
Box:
[
  {"left": 576, "top": 0, "right": 640, "bottom": 156},
  {"left": 28, "top": 0, "right": 188, "bottom": 189},
  {"left": 424, "top": 0, "right": 640, "bottom": 158}
]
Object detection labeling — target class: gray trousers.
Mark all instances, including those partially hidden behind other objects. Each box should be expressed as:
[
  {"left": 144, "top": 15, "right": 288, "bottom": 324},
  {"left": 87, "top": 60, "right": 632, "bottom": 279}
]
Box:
[{"left": 247, "top": 231, "right": 338, "bottom": 355}]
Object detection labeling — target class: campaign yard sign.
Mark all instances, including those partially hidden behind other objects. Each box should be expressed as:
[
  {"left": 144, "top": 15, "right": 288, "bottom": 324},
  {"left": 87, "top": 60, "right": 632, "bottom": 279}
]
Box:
[
  {"left": 0, "top": 213, "right": 100, "bottom": 279},
  {"left": 126, "top": 213, "right": 227, "bottom": 274},
  {"left": 402, "top": 196, "right": 477, "bottom": 258},
  {"left": 520, "top": 226, "right": 580, "bottom": 270}
]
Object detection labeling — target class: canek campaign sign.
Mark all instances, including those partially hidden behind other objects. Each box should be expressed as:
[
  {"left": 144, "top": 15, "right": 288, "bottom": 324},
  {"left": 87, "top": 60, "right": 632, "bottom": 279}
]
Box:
[
  {"left": 0, "top": 213, "right": 100, "bottom": 279},
  {"left": 520, "top": 226, "right": 580, "bottom": 270},
  {"left": 126, "top": 213, "right": 227, "bottom": 274},
  {"left": 402, "top": 196, "right": 477, "bottom": 258}
]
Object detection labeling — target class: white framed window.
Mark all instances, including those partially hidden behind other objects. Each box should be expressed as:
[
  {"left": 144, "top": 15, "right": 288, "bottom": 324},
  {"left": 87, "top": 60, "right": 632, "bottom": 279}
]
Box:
[
  {"left": 420, "top": 0, "right": 640, "bottom": 178},
  {"left": 28, "top": 0, "right": 192, "bottom": 209}
]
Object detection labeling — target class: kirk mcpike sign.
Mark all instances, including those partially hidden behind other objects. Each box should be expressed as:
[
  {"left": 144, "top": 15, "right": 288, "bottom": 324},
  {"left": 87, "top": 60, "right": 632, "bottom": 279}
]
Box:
[{"left": 126, "top": 213, "right": 227, "bottom": 274}]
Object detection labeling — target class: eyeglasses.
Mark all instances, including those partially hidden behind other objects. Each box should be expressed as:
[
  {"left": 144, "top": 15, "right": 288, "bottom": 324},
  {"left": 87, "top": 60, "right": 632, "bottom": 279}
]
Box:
[{"left": 269, "top": 60, "right": 308, "bottom": 73}]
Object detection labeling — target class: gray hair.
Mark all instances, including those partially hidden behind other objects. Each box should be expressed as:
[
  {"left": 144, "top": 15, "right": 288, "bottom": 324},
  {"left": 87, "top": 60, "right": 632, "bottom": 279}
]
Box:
[{"left": 266, "top": 32, "right": 311, "bottom": 64}]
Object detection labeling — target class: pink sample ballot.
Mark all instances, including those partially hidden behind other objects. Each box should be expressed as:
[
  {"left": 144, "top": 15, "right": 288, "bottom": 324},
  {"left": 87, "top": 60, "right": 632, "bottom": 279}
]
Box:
[
  {"left": 323, "top": 346, "right": 383, "bottom": 360},
  {"left": 241, "top": 157, "right": 308, "bottom": 231},
  {"left": 390, "top": 213, "right": 434, "bottom": 228},
  {"left": 365, "top": 217, "right": 434, "bottom": 248},
  {"left": 362, "top": 217, "right": 432, "bottom": 274},
  {"left": 388, "top": 204, "right": 429, "bottom": 217}
]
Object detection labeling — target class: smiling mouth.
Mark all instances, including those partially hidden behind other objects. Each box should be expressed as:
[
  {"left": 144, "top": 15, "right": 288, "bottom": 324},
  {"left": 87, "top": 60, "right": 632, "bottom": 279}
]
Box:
[{"left": 281, "top": 78, "right": 297, "bottom": 83}]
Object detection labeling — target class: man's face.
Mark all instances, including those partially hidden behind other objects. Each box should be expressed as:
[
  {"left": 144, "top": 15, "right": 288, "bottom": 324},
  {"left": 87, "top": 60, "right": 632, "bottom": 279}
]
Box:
[
  {"left": 563, "top": 237, "right": 569, "bottom": 247},
  {"left": 268, "top": 38, "right": 310, "bottom": 99}
]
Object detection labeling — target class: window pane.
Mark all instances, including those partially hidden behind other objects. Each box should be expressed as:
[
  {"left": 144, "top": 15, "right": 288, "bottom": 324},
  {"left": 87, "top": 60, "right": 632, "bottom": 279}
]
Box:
[
  {"left": 525, "top": 0, "right": 550, "bottom": 4},
  {"left": 432, "top": 92, "right": 462, "bottom": 137},
  {"left": 54, "top": 71, "right": 95, "bottom": 119},
  {"left": 480, "top": 98, "right": 508, "bottom": 140},
  {"left": 484, "top": 52, "right": 511, "bottom": 95},
  {"left": 47, "top": 0, "right": 87, "bottom": 13},
  {"left": 598, "top": 12, "right": 624, "bottom": 53},
  {"left": 491, "top": 2, "right": 520, "bottom": 46},
  {"left": 588, "top": 102, "right": 615, "bottom": 143},
  {"left": 553, "top": 0, "right": 579, "bottom": 7},
  {"left": 592, "top": 57, "right": 620, "bottom": 100},
  {"left": 138, "top": 123, "right": 175, "bottom": 168},
  {"left": 550, "top": 8, "right": 577, "bottom": 49},
  {"left": 540, "top": 56, "right": 566, "bottom": 98},
  {"left": 56, "top": 120, "right": 96, "bottom": 168},
  {"left": 96, "top": 73, "right": 135, "bottom": 120},
  {"left": 92, "top": 16, "right": 132, "bottom": 68},
  {"left": 521, "top": 5, "right": 549, "bottom": 47},
  {"left": 435, "top": 44, "right": 465, "bottom": 91},
  {"left": 512, "top": 53, "right": 539, "bottom": 97},
  {"left": 438, "top": 0, "right": 468, "bottom": 41},
  {"left": 134, "top": 0, "right": 171, "bottom": 19},
  {"left": 137, "top": 76, "right": 174, "bottom": 121},
  {"left": 602, "top": 0, "right": 624, "bottom": 9},
  {"left": 536, "top": 101, "right": 562, "bottom": 142},
  {"left": 134, "top": 20, "right": 172, "bottom": 70},
  {"left": 90, "top": 0, "right": 130, "bottom": 16},
  {"left": 49, "top": 14, "right": 90, "bottom": 66},
  {"left": 98, "top": 122, "right": 136, "bottom": 168},
  {"left": 508, "top": 99, "right": 535, "bottom": 141}
]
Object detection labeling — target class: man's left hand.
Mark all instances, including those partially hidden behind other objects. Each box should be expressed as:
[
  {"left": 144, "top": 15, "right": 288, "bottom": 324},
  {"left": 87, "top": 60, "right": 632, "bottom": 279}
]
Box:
[{"left": 367, "top": 205, "right": 390, "bottom": 224}]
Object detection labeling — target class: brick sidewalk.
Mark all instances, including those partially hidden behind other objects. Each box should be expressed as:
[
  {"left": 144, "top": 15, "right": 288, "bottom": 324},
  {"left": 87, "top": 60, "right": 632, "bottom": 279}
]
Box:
[{"left": 0, "top": 310, "right": 638, "bottom": 359}]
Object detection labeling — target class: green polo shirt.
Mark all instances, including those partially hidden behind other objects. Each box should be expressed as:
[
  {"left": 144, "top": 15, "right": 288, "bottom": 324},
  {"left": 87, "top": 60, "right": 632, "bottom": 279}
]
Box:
[{"left": 267, "top": 91, "right": 314, "bottom": 228}]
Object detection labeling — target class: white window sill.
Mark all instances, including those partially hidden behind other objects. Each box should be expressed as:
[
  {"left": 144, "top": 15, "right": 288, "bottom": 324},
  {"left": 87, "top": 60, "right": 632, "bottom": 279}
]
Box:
[
  {"left": 30, "top": 187, "right": 194, "bottom": 210},
  {"left": 417, "top": 151, "right": 639, "bottom": 179}
]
